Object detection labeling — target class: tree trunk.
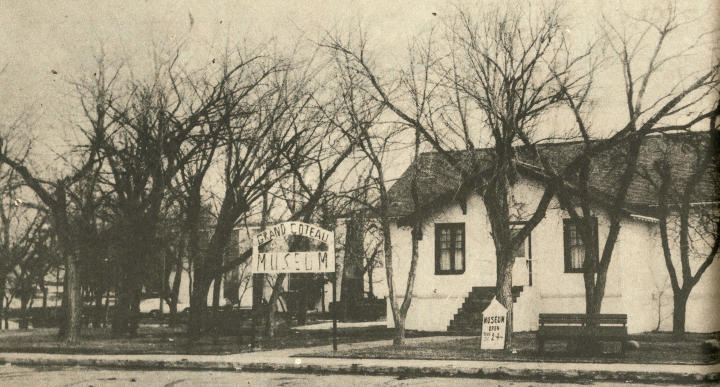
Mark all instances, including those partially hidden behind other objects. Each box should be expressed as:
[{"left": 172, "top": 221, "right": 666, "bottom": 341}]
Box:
[
  {"left": 58, "top": 273, "right": 68, "bottom": 337},
  {"left": 264, "top": 274, "right": 286, "bottom": 338},
  {"left": 495, "top": 247, "right": 514, "bottom": 348},
  {"left": 111, "top": 268, "right": 132, "bottom": 336},
  {"left": 103, "top": 289, "right": 111, "bottom": 328},
  {"left": 295, "top": 275, "right": 310, "bottom": 325},
  {"left": 168, "top": 266, "right": 182, "bottom": 326},
  {"left": 129, "top": 285, "right": 141, "bottom": 334},
  {"left": 41, "top": 280, "right": 48, "bottom": 311},
  {"left": 0, "top": 279, "right": 5, "bottom": 331},
  {"left": 586, "top": 218, "right": 622, "bottom": 316},
  {"left": 188, "top": 270, "right": 209, "bottom": 337},
  {"left": 583, "top": 268, "right": 596, "bottom": 314},
  {"left": 588, "top": 272, "right": 608, "bottom": 315},
  {"left": 188, "top": 232, "right": 235, "bottom": 336},
  {"left": 251, "top": 273, "right": 264, "bottom": 338},
  {"left": 368, "top": 266, "right": 374, "bottom": 299},
  {"left": 380, "top": 216, "right": 413, "bottom": 346},
  {"left": 211, "top": 274, "right": 222, "bottom": 334},
  {"left": 393, "top": 226, "right": 420, "bottom": 345},
  {"left": 484, "top": 176, "right": 515, "bottom": 349},
  {"left": 189, "top": 229, "right": 229, "bottom": 333},
  {"left": 341, "top": 215, "right": 365, "bottom": 321},
  {"left": 64, "top": 253, "right": 83, "bottom": 341},
  {"left": 189, "top": 272, "right": 211, "bottom": 337},
  {"left": 212, "top": 275, "right": 222, "bottom": 311},
  {"left": 187, "top": 210, "right": 240, "bottom": 335},
  {"left": 584, "top": 286, "right": 598, "bottom": 314},
  {"left": 393, "top": 315, "right": 406, "bottom": 345},
  {"left": 19, "top": 294, "right": 30, "bottom": 329},
  {"left": 672, "top": 291, "right": 688, "bottom": 339},
  {"left": 3, "top": 295, "right": 8, "bottom": 330},
  {"left": 111, "top": 298, "right": 127, "bottom": 335},
  {"left": 111, "top": 223, "right": 151, "bottom": 336},
  {"left": 93, "top": 290, "right": 104, "bottom": 328},
  {"left": 50, "top": 184, "right": 83, "bottom": 342}
]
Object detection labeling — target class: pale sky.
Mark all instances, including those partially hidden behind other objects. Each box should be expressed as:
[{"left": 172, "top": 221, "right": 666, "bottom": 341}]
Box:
[{"left": 1, "top": 0, "right": 718, "bottom": 177}]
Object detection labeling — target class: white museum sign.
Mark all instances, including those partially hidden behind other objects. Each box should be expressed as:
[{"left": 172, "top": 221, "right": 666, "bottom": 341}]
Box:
[{"left": 481, "top": 297, "right": 507, "bottom": 350}]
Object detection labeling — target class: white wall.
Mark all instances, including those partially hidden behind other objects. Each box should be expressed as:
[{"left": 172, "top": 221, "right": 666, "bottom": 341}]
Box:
[
  {"left": 387, "top": 192, "right": 495, "bottom": 331},
  {"left": 386, "top": 178, "right": 718, "bottom": 333}
]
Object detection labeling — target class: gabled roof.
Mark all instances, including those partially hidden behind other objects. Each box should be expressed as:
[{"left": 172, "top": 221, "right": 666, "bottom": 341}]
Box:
[{"left": 387, "top": 131, "right": 720, "bottom": 219}]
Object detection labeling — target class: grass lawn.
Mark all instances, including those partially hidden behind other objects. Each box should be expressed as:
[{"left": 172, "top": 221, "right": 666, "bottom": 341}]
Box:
[
  {"left": 303, "top": 331, "right": 720, "bottom": 365},
  {"left": 0, "top": 323, "right": 437, "bottom": 355}
]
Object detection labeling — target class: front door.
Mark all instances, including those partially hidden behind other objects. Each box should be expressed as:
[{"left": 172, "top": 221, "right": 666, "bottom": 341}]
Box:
[{"left": 511, "top": 227, "right": 532, "bottom": 286}]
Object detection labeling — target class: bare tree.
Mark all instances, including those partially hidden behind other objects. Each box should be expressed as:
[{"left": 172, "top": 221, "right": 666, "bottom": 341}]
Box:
[
  {"left": 184, "top": 49, "right": 335, "bottom": 336},
  {"left": 320, "top": 43, "right": 426, "bottom": 343},
  {"left": 204, "top": 70, "right": 360, "bottom": 339},
  {"left": 84, "top": 46, "right": 265, "bottom": 335},
  {"left": 556, "top": 3, "right": 719, "bottom": 318},
  {"left": 258, "top": 107, "right": 358, "bottom": 336},
  {"left": 0, "top": 129, "right": 29, "bottom": 329},
  {"left": 642, "top": 110, "right": 719, "bottom": 337},
  {"left": 0, "top": 116, "right": 101, "bottom": 341},
  {"left": 324, "top": 2, "right": 598, "bottom": 346},
  {"left": 156, "top": 197, "right": 187, "bottom": 325}
]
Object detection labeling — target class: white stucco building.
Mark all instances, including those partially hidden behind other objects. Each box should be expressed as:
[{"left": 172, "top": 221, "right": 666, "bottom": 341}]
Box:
[{"left": 385, "top": 132, "right": 719, "bottom": 334}]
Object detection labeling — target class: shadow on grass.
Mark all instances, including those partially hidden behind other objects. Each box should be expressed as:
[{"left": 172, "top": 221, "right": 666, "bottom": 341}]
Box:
[
  {"left": 301, "top": 331, "right": 720, "bottom": 365},
  {"left": 0, "top": 324, "right": 440, "bottom": 355}
]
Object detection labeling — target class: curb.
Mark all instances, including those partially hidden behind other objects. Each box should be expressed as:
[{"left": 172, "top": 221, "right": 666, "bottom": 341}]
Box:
[{"left": 0, "top": 355, "right": 718, "bottom": 384}]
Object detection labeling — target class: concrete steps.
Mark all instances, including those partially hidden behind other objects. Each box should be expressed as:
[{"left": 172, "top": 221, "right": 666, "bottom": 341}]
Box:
[{"left": 446, "top": 286, "right": 523, "bottom": 335}]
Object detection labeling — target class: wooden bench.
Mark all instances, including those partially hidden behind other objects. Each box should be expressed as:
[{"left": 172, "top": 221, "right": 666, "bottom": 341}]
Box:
[{"left": 537, "top": 313, "right": 628, "bottom": 355}]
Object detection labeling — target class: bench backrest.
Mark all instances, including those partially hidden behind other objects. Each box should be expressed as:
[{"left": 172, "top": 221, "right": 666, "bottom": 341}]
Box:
[
  {"left": 539, "top": 313, "right": 586, "bottom": 325},
  {"left": 587, "top": 314, "right": 627, "bottom": 326},
  {"left": 539, "top": 313, "right": 627, "bottom": 326}
]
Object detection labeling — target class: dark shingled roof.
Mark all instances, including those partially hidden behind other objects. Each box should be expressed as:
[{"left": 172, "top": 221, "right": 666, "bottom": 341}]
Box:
[{"left": 387, "top": 131, "right": 720, "bottom": 218}]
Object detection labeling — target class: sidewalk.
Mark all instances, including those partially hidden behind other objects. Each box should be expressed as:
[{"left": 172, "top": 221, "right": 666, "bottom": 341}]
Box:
[
  {"left": 293, "top": 320, "right": 386, "bottom": 330},
  {"left": 0, "top": 336, "right": 717, "bottom": 384}
]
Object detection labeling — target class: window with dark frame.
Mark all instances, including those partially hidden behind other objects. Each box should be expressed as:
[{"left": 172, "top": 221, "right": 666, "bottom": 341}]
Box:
[
  {"left": 563, "top": 217, "right": 598, "bottom": 273},
  {"left": 435, "top": 223, "right": 465, "bottom": 275}
]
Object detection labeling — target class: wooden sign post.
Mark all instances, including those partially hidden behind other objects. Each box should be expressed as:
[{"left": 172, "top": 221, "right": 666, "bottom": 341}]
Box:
[{"left": 250, "top": 221, "right": 337, "bottom": 350}]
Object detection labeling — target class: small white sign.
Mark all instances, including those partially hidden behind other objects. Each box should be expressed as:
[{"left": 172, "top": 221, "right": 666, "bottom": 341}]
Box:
[
  {"left": 251, "top": 222, "right": 335, "bottom": 274},
  {"left": 480, "top": 297, "right": 507, "bottom": 350}
]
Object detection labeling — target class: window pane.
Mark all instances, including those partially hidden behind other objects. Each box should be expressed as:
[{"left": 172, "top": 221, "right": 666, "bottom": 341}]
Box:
[
  {"left": 454, "top": 248, "right": 463, "bottom": 270},
  {"left": 440, "top": 250, "right": 451, "bottom": 271},
  {"left": 571, "top": 245, "right": 585, "bottom": 269},
  {"left": 569, "top": 224, "right": 579, "bottom": 245}
]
